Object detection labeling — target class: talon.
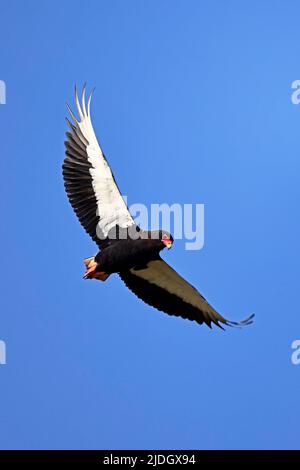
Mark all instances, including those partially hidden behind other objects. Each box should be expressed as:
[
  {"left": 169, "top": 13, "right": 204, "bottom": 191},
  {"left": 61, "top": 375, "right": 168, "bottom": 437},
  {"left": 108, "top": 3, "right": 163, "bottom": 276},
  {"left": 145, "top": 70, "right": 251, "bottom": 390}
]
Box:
[
  {"left": 83, "top": 265, "right": 97, "bottom": 279},
  {"left": 83, "top": 256, "right": 110, "bottom": 281},
  {"left": 84, "top": 256, "right": 96, "bottom": 268},
  {"left": 83, "top": 256, "right": 97, "bottom": 279}
]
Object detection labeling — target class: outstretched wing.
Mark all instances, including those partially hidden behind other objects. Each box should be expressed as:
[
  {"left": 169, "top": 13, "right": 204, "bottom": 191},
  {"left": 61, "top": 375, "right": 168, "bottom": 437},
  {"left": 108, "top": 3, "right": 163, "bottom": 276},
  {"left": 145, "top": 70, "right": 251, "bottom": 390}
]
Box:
[
  {"left": 120, "top": 258, "right": 254, "bottom": 329},
  {"left": 62, "top": 86, "right": 135, "bottom": 248}
]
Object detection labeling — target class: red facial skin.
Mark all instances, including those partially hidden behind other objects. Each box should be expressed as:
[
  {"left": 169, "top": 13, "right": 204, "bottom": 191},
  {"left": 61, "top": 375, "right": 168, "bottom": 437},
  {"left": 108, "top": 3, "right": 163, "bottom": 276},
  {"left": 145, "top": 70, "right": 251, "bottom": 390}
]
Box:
[{"left": 162, "top": 238, "right": 173, "bottom": 249}]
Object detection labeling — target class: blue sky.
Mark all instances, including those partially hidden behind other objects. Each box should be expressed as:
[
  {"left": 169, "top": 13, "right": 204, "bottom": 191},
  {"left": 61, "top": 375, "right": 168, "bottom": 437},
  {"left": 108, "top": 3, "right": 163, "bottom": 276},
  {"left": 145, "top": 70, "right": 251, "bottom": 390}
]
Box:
[{"left": 1, "top": 0, "right": 300, "bottom": 450}]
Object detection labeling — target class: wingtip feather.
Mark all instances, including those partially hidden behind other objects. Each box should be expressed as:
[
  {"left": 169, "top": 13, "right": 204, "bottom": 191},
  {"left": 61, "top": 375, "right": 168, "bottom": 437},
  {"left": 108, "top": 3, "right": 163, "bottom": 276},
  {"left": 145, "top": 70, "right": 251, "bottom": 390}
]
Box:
[
  {"left": 74, "top": 84, "right": 84, "bottom": 120},
  {"left": 66, "top": 102, "right": 78, "bottom": 125},
  {"left": 87, "top": 87, "right": 95, "bottom": 117},
  {"left": 82, "top": 84, "right": 87, "bottom": 117},
  {"left": 227, "top": 313, "right": 255, "bottom": 328}
]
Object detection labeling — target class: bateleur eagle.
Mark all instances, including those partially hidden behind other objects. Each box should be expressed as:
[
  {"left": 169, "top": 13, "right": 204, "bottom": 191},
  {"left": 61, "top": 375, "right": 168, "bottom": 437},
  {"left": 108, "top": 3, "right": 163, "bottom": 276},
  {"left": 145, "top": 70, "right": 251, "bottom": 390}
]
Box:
[{"left": 62, "top": 86, "right": 254, "bottom": 330}]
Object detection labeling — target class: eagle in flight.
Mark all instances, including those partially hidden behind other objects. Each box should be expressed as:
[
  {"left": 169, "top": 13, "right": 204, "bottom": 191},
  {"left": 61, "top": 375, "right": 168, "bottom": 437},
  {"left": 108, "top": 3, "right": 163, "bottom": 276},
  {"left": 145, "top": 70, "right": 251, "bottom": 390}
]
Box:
[{"left": 62, "top": 86, "right": 254, "bottom": 330}]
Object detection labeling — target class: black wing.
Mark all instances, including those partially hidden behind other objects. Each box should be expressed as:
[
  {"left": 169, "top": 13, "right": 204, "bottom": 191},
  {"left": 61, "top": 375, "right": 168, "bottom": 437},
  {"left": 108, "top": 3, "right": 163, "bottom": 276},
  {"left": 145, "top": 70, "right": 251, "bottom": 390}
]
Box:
[
  {"left": 120, "top": 258, "right": 254, "bottom": 329},
  {"left": 62, "top": 86, "right": 135, "bottom": 248}
]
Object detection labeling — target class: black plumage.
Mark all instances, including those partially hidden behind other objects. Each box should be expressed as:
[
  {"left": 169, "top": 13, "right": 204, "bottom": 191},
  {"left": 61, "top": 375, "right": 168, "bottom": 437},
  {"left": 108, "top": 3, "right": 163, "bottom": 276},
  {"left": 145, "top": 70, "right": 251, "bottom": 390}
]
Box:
[{"left": 62, "top": 86, "right": 254, "bottom": 330}]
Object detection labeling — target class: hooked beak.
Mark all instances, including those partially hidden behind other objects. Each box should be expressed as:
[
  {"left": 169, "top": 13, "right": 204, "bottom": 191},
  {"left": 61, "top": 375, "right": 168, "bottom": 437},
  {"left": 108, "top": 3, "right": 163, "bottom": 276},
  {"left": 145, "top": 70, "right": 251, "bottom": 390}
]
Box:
[{"left": 162, "top": 238, "right": 173, "bottom": 250}]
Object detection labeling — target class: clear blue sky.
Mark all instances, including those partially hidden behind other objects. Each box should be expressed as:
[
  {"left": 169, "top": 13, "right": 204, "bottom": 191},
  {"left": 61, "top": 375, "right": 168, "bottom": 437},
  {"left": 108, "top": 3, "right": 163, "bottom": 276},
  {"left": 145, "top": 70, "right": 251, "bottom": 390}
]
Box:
[{"left": 1, "top": 0, "right": 300, "bottom": 450}]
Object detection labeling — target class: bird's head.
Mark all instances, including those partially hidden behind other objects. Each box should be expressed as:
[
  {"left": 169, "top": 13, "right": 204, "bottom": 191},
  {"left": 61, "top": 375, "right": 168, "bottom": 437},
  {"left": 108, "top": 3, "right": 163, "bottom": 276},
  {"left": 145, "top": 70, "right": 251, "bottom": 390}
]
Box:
[
  {"left": 160, "top": 231, "right": 174, "bottom": 250},
  {"left": 141, "top": 229, "right": 174, "bottom": 250}
]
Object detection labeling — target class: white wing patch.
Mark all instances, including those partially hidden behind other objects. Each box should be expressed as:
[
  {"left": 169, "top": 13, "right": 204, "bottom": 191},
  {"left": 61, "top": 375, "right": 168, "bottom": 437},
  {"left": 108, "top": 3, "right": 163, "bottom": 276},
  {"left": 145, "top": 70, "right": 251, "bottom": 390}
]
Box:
[{"left": 68, "top": 86, "right": 135, "bottom": 239}]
